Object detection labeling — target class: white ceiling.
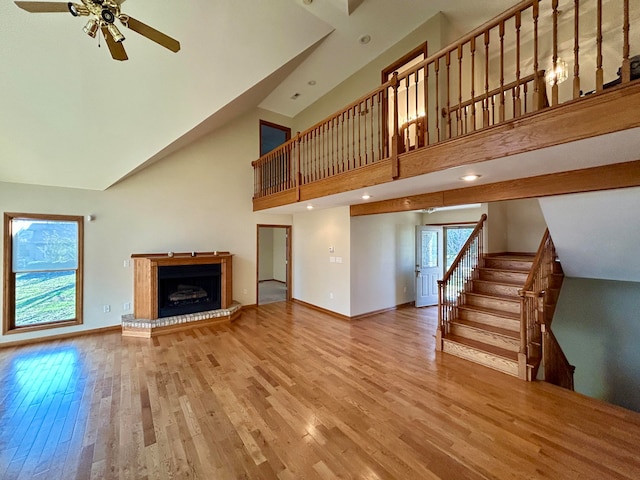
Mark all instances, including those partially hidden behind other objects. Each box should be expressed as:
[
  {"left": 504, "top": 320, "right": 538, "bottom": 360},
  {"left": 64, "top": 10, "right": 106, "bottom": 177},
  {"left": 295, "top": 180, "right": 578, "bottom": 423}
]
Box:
[{"left": 0, "top": 0, "right": 514, "bottom": 191}]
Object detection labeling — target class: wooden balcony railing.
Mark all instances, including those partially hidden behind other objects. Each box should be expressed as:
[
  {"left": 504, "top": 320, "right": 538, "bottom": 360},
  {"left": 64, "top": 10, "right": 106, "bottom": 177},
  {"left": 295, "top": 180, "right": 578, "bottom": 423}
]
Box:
[
  {"left": 437, "top": 214, "right": 487, "bottom": 348},
  {"left": 253, "top": 0, "right": 637, "bottom": 203},
  {"left": 518, "top": 229, "right": 570, "bottom": 384}
]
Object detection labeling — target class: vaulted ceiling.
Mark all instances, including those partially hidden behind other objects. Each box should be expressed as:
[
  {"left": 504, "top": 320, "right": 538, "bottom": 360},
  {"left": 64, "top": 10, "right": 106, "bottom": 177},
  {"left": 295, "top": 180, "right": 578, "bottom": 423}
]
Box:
[{"left": 0, "top": 0, "right": 513, "bottom": 190}]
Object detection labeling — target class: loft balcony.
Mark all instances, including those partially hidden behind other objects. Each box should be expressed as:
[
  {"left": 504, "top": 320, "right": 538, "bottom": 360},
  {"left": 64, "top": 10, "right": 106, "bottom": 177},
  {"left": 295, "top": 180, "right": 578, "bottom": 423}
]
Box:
[{"left": 252, "top": 0, "right": 640, "bottom": 213}]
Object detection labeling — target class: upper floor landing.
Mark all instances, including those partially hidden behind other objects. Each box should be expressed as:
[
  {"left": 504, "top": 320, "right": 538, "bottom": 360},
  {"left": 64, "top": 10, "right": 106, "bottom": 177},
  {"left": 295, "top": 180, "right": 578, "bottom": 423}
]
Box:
[{"left": 252, "top": 0, "right": 640, "bottom": 214}]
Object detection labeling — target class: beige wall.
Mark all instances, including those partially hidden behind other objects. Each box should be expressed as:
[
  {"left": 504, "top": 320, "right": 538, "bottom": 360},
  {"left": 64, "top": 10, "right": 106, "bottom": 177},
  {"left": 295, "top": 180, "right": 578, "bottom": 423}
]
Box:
[
  {"left": 0, "top": 107, "right": 292, "bottom": 344},
  {"left": 292, "top": 206, "right": 351, "bottom": 316},
  {"left": 505, "top": 198, "right": 547, "bottom": 252},
  {"left": 258, "top": 228, "right": 274, "bottom": 281},
  {"left": 350, "top": 212, "right": 421, "bottom": 316},
  {"left": 292, "top": 13, "right": 449, "bottom": 132}
]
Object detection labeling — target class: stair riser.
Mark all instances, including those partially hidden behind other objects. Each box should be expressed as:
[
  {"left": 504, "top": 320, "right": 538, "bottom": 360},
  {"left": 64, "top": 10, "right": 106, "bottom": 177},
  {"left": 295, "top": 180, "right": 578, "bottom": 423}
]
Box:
[
  {"left": 464, "top": 295, "right": 521, "bottom": 314},
  {"left": 458, "top": 309, "right": 520, "bottom": 330},
  {"left": 449, "top": 323, "right": 520, "bottom": 352},
  {"left": 484, "top": 258, "right": 533, "bottom": 271},
  {"left": 478, "top": 270, "right": 528, "bottom": 284},
  {"left": 442, "top": 340, "right": 519, "bottom": 377},
  {"left": 472, "top": 281, "right": 521, "bottom": 297}
]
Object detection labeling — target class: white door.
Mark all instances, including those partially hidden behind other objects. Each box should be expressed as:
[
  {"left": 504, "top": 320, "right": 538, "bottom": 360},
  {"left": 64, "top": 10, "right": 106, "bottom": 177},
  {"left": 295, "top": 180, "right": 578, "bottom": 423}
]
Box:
[{"left": 415, "top": 226, "right": 443, "bottom": 307}]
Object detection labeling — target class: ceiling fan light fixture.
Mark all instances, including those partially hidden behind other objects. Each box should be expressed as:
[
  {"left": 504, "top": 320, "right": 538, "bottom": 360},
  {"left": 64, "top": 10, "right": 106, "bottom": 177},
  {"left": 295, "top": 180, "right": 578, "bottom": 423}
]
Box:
[
  {"left": 68, "top": 2, "right": 89, "bottom": 16},
  {"left": 106, "top": 23, "right": 125, "bottom": 43},
  {"left": 101, "top": 8, "right": 115, "bottom": 24},
  {"left": 83, "top": 18, "right": 99, "bottom": 38}
]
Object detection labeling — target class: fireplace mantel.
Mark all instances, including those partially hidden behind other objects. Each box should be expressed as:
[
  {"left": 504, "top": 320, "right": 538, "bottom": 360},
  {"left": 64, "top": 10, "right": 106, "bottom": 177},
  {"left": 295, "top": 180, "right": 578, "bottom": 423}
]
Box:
[
  {"left": 123, "top": 252, "right": 239, "bottom": 337},
  {"left": 131, "top": 252, "right": 233, "bottom": 319}
]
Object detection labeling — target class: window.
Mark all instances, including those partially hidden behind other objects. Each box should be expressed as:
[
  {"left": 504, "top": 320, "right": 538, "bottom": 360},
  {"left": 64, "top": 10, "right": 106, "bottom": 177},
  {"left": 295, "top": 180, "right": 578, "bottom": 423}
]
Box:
[{"left": 3, "top": 213, "right": 83, "bottom": 334}]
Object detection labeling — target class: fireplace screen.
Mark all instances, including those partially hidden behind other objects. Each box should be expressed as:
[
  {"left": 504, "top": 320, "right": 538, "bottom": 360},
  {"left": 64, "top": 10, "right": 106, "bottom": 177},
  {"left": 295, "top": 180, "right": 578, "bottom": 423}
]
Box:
[{"left": 157, "top": 264, "right": 222, "bottom": 318}]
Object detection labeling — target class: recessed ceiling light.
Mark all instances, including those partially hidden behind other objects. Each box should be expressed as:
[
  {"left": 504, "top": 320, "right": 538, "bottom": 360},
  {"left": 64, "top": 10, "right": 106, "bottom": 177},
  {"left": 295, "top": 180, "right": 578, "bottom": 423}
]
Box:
[
  {"left": 302, "top": 0, "right": 313, "bottom": 5},
  {"left": 461, "top": 174, "right": 481, "bottom": 182},
  {"left": 359, "top": 34, "right": 371, "bottom": 45},
  {"left": 308, "top": 80, "right": 316, "bottom": 86},
  {"left": 290, "top": 93, "right": 301, "bottom": 100},
  {"left": 306, "top": 205, "right": 314, "bottom": 210},
  {"left": 361, "top": 194, "right": 372, "bottom": 200}
]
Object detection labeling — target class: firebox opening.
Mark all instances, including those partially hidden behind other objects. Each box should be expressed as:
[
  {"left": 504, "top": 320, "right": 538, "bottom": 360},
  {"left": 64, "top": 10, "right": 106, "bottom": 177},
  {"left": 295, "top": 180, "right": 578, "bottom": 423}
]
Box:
[{"left": 158, "top": 264, "right": 221, "bottom": 318}]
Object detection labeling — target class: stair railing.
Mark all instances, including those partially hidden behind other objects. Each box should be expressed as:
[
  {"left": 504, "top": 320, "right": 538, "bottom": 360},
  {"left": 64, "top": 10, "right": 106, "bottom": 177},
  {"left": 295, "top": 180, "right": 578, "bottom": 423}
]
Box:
[
  {"left": 437, "top": 214, "right": 487, "bottom": 350},
  {"left": 518, "top": 229, "right": 571, "bottom": 385},
  {"left": 253, "top": 0, "right": 637, "bottom": 203},
  {"left": 541, "top": 323, "right": 575, "bottom": 390}
]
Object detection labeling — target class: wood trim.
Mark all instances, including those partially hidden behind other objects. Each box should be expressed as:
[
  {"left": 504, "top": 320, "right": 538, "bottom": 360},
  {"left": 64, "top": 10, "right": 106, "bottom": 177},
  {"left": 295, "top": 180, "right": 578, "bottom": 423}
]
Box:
[
  {"left": 257, "top": 225, "right": 292, "bottom": 305},
  {"left": 3, "top": 212, "right": 84, "bottom": 335},
  {"left": 291, "top": 299, "right": 351, "bottom": 322},
  {"left": 0, "top": 325, "right": 121, "bottom": 349},
  {"left": 253, "top": 189, "right": 298, "bottom": 211},
  {"left": 381, "top": 42, "right": 428, "bottom": 83},
  {"left": 299, "top": 159, "right": 393, "bottom": 202},
  {"left": 350, "top": 302, "right": 415, "bottom": 321},
  {"left": 259, "top": 120, "right": 291, "bottom": 157},
  {"left": 132, "top": 253, "right": 233, "bottom": 319},
  {"left": 351, "top": 160, "right": 640, "bottom": 216}
]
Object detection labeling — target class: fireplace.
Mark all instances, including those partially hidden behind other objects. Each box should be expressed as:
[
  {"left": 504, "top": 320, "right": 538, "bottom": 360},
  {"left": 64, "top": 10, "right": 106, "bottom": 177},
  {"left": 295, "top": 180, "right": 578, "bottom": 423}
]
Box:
[{"left": 157, "top": 263, "right": 221, "bottom": 317}]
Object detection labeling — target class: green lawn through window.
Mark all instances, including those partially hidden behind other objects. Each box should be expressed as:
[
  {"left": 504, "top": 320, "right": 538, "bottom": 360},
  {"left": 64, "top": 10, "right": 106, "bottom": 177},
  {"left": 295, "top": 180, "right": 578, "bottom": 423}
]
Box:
[{"left": 15, "top": 271, "right": 76, "bottom": 326}]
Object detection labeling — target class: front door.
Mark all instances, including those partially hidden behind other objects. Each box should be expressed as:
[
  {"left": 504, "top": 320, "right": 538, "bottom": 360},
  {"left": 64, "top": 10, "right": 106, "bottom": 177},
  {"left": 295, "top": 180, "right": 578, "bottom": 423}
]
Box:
[{"left": 415, "top": 226, "right": 443, "bottom": 307}]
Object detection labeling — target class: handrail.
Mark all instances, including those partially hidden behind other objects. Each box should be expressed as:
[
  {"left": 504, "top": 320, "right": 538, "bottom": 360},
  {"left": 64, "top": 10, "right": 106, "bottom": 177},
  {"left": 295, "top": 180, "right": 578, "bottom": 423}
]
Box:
[
  {"left": 441, "top": 214, "right": 487, "bottom": 285},
  {"left": 518, "top": 228, "right": 569, "bottom": 384},
  {"left": 437, "top": 214, "right": 487, "bottom": 349},
  {"left": 542, "top": 324, "right": 575, "bottom": 390},
  {"left": 253, "top": 0, "right": 637, "bottom": 202}
]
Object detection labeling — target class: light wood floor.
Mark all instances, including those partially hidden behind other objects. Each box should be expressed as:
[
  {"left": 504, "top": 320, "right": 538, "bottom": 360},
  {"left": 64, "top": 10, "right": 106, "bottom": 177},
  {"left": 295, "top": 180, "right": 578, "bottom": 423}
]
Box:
[{"left": 1, "top": 303, "right": 640, "bottom": 479}]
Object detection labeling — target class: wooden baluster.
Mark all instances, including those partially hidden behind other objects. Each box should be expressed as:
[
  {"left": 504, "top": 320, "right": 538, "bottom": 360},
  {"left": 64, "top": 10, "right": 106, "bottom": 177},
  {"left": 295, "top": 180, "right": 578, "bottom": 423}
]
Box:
[
  {"left": 596, "top": 0, "right": 603, "bottom": 90},
  {"left": 405, "top": 75, "right": 410, "bottom": 149},
  {"left": 458, "top": 45, "right": 464, "bottom": 136},
  {"left": 483, "top": 30, "right": 490, "bottom": 127},
  {"left": 352, "top": 106, "right": 356, "bottom": 170},
  {"left": 296, "top": 136, "right": 301, "bottom": 200},
  {"left": 331, "top": 117, "right": 335, "bottom": 175},
  {"left": 523, "top": 81, "right": 529, "bottom": 113},
  {"left": 573, "top": 0, "right": 581, "bottom": 99},
  {"left": 435, "top": 60, "right": 441, "bottom": 142},
  {"left": 515, "top": 11, "right": 522, "bottom": 117},
  {"left": 551, "top": 0, "right": 559, "bottom": 106},
  {"left": 378, "top": 92, "right": 384, "bottom": 161},
  {"left": 414, "top": 73, "right": 419, "bottom": 147},
  {"left": 446, "top": 51, "right": 452, "bottom": 139},
  {"left": 621, "top": 0, "right": 630, "bottom": 83},
  {"left": 532, "top": 0, "right": 544, "bottom": 110},
  {"left": 470, "top": 37, "right": 476, "bottom": 131},
  {"left": 424, "top": 65, "right": 430, "bottom": 145},
  {"left": 499, "top": 20, "right": 506, "bottom": 122},
  {"left": 391, "top": 72, "right": 399, "bottom": 178},
  {"left": 357, "top": 103, "right": 362, "bottom": 167}
]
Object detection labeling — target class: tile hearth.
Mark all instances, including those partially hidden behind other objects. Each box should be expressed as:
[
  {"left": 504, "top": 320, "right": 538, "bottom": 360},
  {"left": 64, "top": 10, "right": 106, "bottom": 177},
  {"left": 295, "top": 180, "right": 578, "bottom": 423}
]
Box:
[{"left": 121, "top": 301, "right": 242, "bottom": 338}]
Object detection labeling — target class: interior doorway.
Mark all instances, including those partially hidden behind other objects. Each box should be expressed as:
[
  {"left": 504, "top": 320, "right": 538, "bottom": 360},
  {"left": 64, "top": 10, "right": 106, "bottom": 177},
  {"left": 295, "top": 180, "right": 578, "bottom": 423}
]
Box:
[{"left": 257, "top": 225, "right": 291, "bottom": 305}]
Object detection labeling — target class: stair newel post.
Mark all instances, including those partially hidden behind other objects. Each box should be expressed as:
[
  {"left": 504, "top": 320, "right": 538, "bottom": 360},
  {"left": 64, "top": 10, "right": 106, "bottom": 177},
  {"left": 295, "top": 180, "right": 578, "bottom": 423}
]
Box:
[
  {"left": 518, "top": 288, "right": 529, "bottom": 380},
  {"left": 391, "top": 72, "right": 400, "bottom": 179},
  {"left": 437, "top": 279, "right": 444, "bottom": 351}
]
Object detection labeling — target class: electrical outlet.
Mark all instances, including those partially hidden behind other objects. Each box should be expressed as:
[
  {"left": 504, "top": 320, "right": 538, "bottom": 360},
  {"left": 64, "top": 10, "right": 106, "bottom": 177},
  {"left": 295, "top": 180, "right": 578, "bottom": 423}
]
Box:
[
  {"left": 329, "top": 292, "right": 334, "bottom": 299},
  {"left": 243, "top": 289, "right": 248, "bottom": 295},
  {"left": 123, "top": 259, "right": 130, "bottom": 268},
  {"left": 123, "top": 302, "right": 131, "bottom": 311},
  {"left": 103, "top": 305, "right": 111, "bottom": 313}
]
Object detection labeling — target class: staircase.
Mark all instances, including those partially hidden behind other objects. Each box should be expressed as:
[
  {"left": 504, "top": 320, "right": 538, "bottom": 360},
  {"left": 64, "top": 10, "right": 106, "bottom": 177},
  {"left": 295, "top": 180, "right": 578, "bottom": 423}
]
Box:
[{"left": 442, "top": 254, "right": 534, "bottom": 377}]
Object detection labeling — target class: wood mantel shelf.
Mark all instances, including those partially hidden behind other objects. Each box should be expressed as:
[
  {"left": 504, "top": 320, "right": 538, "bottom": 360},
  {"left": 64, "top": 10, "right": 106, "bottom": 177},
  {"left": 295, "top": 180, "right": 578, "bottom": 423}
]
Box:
[{"left": 123, "top": 251, "right": 239, "bottom": 338}]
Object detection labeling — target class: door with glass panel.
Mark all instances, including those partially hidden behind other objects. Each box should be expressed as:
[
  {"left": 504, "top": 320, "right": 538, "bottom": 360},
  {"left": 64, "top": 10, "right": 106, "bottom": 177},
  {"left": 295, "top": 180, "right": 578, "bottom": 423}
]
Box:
[{"left": 415, "top": 226, "right": 442, "bottom": 307}]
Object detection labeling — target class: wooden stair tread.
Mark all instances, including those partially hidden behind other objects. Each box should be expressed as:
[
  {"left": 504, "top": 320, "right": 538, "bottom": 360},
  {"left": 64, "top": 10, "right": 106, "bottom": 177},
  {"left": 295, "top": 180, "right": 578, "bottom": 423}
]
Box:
[
  {"left": 486, "top": 253, "right": 535, "bottom": 260},
  {"left": 444, "top": 334, "right": 519, "bottom": 361},
  {"left": 473, "top": 278, "right": 524, "bottom": 287},
  {"left": 458, "top": 303, "right": 519, "bottom": 320},
  {"left": 465, "top": 291, "right": 521, "bottom": 303},
  {"left": 480, "top": 267, "right": 530, "bottom": 274},
  {"left": 450, "top": 318, "right": 519, "bottom": 338}
]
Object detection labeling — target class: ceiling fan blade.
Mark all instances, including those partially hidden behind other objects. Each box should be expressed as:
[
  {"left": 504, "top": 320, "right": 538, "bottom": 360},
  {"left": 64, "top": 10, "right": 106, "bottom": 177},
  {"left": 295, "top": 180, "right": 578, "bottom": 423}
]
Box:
[
  {"left": 14, "top": 1, "right": 69, "bottom": 13},
  {"left": 121, "top": 16, "right": 180, "bottom": 53},
  {"left": 101, "top": 26, "right": 128, "bottom": 61}
]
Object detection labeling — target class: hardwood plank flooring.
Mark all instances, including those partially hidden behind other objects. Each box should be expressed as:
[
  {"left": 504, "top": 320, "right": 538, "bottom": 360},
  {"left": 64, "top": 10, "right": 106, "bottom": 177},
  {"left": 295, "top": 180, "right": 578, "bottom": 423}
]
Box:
[{"left": 1, "top": 303, "right": 640, "bottom": 479}]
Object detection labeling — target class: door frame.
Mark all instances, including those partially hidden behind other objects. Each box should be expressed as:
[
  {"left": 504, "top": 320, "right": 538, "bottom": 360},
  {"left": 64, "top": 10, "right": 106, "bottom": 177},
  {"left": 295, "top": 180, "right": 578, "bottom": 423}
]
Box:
[{"left": 256, "top": 224, "right": 292, "bottom": 304}]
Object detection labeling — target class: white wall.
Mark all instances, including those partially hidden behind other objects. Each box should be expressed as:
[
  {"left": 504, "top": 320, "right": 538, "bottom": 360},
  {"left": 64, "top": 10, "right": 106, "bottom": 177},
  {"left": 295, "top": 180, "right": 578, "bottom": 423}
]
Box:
[
  {"left": 0, "top": 107, "right": 292, "bottom": 344},
  {"left": 292, "top": 13, "right": 449, "bottom": 131},
  {"left": 553, "top": 277, "right": 640, "bottom": 413},
  {"left": 292, "top": 207, "right": 351, "bottom": 316},
  {"left": 258, "top": 228, "right": 274, "bottom": 281},
  {"left": 273, "top": 228, "right": 287, "bottom": 282},
  {"left": 350, "top": 212, "right": 422, "bottom": 316}
]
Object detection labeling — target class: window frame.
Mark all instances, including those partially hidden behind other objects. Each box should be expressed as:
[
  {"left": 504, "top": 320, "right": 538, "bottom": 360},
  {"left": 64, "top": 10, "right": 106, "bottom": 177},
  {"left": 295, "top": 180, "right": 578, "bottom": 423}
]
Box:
[{"left": 3, "top": 212, "right": 84, "bottom": 335}]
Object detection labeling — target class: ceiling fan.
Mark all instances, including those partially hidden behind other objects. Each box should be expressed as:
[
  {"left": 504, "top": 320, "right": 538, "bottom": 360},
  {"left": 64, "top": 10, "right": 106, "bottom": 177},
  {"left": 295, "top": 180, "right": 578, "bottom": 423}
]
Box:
[{"left": 14, "top": 1, "right": 180, "bottom": 61}]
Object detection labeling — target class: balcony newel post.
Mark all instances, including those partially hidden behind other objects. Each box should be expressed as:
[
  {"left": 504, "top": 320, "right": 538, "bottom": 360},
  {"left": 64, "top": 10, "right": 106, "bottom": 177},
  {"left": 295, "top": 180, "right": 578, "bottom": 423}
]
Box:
[
  {"left": 436, "top": 280, "right": 443, "bottom": 351},
  {"left": 295, "top": 132, "right": 301, "bottom": 202},
  {"left": 518, "top": 289, "right": 528, "bottom": 380},
  {"left": 391, "top": 71, "right": 400, "bottom": 179}
]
